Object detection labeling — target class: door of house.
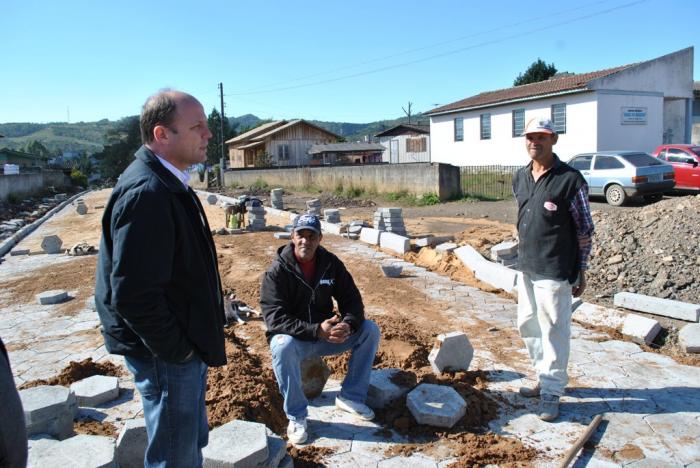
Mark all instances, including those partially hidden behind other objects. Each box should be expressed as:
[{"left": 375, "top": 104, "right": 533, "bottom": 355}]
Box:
[{"left": 390, "top": 140, "right": 399, "bottom": 164}]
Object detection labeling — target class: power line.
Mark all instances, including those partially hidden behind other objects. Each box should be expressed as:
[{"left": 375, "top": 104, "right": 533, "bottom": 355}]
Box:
[{"left": 229, "top": 0, "right": 646, "bottom": 97}]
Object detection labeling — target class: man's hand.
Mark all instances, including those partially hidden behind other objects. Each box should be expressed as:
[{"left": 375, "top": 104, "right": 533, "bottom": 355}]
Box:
[
  {"left": 318, "top": 316, "right": 350, "bottom": 344},
  {"left": 572, "top": 270, "right": 586, "bottom": 298}
]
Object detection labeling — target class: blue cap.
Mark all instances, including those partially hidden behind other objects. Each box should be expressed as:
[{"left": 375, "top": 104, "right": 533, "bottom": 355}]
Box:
[{"left": 293, "top": 214, "right": 321, "bottom": 234}]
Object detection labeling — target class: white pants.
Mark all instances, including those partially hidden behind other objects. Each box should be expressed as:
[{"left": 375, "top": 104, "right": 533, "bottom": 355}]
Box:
[{"left": 517, "top": 272, "right": 572, "bottom": 397}]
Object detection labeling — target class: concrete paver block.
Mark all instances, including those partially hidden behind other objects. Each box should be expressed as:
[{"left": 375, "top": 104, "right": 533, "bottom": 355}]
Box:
[
  {"left": 359, "top": 227, "right": 381, "bottom": 245},
  {"left": 406, "top": 383, "right": 466, "bottom": 428},
  {"left": 76, "top": 203, "right": 88, "bottom": 215},
  {"left": 10, "top": 248, "right": 30, "bottom": 256},
  {"left": 20, "top": 385, "right": 77, "bottom": 439},
  {"left": 454, "top": 245, "right": 519, "bottom": 293},
  {"left": 301, "top": 355, "right": 331, "bottom": 398},
  {"left": 262, "top": 428, "right": 287, "bottom": 468},
  {"left": 29, "top": 434, "right": 116, "bottom": 467},
  {"left": 70, "top": 375, "right": 120, "bottom": 407},
  {"left": 274, "top": 232, "right": 291, "bottom": 240},
  {"left": 320, "top": 221, "right": 343, "bottom": 235},
  {"left": 202, "top": 419, "right": 268, "bottom": 467},
  {"left": 207, "top": 194, "right": 218, "bottom": 205},
  {"left": 366, "top": 368, "right": 412, "bottom": 409},
  {"left": 116, "top": 418, "right": 147, "bottom": 468},
  {"left": 621, "top": 314, "right": 661, "bottom": 345},
  {"left": 415, "top": 235, "right": 454, "bottom": 248},
  {"left": 679, "top": 323, "right": 700, "bottom": 353},
  {"left": 490, "top": 241, "right": 518, "bottom": 260},
  {"left": 573, "top": 302, "right": 627, "bottom": 329},
  {"left": 614, "top": 292, "right": 700, "bottom": 322},
  {"left": 428, "top": 331, "right": 473, "bottom": 374},
  {"left": 379, "top": 232, "right": 410, "bottom": 254},
  {"left": 36, "top": 289, "right": 68, "bottom": 305},
  {"left": 41, "top": 235, "right": 63, "bottom": 254},
  {"left": 380, "top": 264, "right": 402, "bottom": 278},
  {"left": 435, "top": 242, "right": 458, "bottom": 253}
]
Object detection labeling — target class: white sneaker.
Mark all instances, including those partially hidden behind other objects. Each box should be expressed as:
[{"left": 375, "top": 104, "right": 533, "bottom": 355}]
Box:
[
  {"left": 335, "top": 395, "right": 375, "bottom": 421},
  {"left": 287, "top": 418, "right": 307, "bottom": 444}
]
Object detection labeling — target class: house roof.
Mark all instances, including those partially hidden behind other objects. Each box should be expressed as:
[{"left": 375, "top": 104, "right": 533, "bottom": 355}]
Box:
[
  {"left": 375, "top": 124, "right": 430, "bottom": 138},
  {"left": 0, "top": 147, "right": 47, "bottom": 160},
  {"left": 226, "top": 119, "right": 339, "bottom": 147},
  {"left": 308, "top": 143, "right": 385, "bottom": 155},
  {"left": 425, "top": 64, "right": 634, "bottom": 116},
  {"left": 238, "top": 141, "right": 265, "bottom": 150}
]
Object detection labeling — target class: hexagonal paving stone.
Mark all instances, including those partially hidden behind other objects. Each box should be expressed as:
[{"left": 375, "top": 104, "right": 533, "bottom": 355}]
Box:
[
  {"left": 406, "top": 384, "right": 466, "bottom": 428},
  {"left": 76, "top": 203, "right": 88, "bottom": 215},
  {"left": 428, "top": 332, "right": 473, "bottom": 374},
  {"left": 28, "top": 434, "right": 116, "bottom": 467},
  {"left": 20, "top": 385, "right": 77, "bottom": 439},
  {"left": 366, "top": 368, "right": 412, "bottom": 409},
  {"left": 41, "top": 235, "right": 63, "bottom": 254},
  {"left": 70, "top": 375, "right": 120, "bottom": 407},
  {"left": 206, "top": 194, "right": 218, "bottom": 205},
  {"left": 679, "top": 323, "right": 700, "bottom": 353},
  {"left": 202, "top": 419, "right": 268, "bottom": 467},
  {"left": 301, "top": 355, "right": 331, "bottom": 399},
  {"left": 116, "top": 418, "right": 147, "bottom": 468}
]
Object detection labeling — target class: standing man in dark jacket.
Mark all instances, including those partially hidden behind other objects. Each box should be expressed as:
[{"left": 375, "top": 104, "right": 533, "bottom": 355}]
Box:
[
  {"left": 260, "top": 214, "right": 380, "bottom": 445},
  {"left": 95, "top": 90, "right": 226, "bottom": 467},
  {"left": 512, "top": 117, "right": 594, "bottom": 422}
]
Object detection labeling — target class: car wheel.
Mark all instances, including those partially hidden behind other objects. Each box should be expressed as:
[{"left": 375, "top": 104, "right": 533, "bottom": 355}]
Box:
[
  {"left": 605, "top": 184, "right": 626, "bottom": 206},
  {"left": 643, "top": 194, "right": 663, "bottom": 203}
]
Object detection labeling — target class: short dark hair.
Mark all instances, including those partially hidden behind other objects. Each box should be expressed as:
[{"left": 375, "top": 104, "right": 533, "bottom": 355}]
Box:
[{"left": 140, "top": 91, "right": 179, "bottom": 144}]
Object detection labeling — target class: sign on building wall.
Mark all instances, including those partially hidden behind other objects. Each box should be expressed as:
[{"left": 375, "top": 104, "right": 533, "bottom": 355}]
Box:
[{"left": 620, "top": 107, "right": 647, "bottom": 125}]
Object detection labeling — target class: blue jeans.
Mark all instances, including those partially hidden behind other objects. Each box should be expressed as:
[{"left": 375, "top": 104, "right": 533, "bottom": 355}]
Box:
[
  {"left": 0, "top": 348, "right": 27, "bottom": 468},
  {"left": 125, "top": 354, "right": 209, "bottom": 468},
  {"left": 270, "top": 320, "right": 380, "bottom": 421}
]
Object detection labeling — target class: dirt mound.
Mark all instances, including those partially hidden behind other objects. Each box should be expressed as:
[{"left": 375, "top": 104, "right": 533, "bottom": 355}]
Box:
[
  {"left": 287, "top": 445, "right": 335, "bottom": 467},
  {"left": 19, "top": 358, "right": 124, "bottom": 389},
  {"left": 74, "top": 416, "right": 118, "bottom": 438},
  {"left": 584, "top": 195, "right": 700, "bottom": 305}
]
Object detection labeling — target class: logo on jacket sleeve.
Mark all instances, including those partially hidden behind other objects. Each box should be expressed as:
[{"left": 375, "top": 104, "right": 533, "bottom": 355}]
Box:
[
  {"left": 543, "top": 201, "right": 558, "bottom": 211},
  {"left": 319, "top": 278, "right": 335, "bottom": 286}
]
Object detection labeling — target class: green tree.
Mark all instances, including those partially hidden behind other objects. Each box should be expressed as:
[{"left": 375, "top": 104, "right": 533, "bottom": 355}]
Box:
[
  {"left": 94, "top": 116, "right": 141, "bottom": 181},
  {"left": 513, "top": 59, "right": 557, "bottom": 86},
  {"left": 206, "top": 108, "right": 237, "bottom": 167},
  {"left": 24, "top": 140, "right": 51, "bottom": 158},
  {"left": 72, "top": 151, "right": 94, "bottom": 177}
]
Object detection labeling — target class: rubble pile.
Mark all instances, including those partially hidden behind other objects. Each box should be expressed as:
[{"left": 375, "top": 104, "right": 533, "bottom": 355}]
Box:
[{"left": 585, "top": 195, "right": 700, "bottom": 305}]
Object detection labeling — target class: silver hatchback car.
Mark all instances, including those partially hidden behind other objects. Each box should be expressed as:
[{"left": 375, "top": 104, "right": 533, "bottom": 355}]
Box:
[{"left": 568, "top": 151, "right": 675, "bottom": 206}]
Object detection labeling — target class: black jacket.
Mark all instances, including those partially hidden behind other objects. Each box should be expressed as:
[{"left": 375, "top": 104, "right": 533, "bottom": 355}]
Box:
[
  {"left": 95, "top": 146, "right": 226, "bottom": 366},
  {"left": 260, "top": 243, "right": 364, "bottom": 341}
]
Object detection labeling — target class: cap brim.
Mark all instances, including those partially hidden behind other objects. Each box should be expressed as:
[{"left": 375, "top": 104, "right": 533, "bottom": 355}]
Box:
[
  {"left": 524, "top": 128, "right": 555, "bottom": 135},
  {"left": 293, "top": 226, "right": 320, "bottom": 234}
]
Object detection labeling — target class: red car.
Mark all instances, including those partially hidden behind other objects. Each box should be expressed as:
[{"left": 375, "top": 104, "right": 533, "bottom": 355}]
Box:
[{"left": 651, "top": 144, "right": 700, "bottom": 191}]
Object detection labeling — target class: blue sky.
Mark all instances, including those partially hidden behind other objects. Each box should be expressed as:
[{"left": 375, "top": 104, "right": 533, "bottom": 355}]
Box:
[{"left": 1, "top": 0, "right": 698, "bottom": 124}]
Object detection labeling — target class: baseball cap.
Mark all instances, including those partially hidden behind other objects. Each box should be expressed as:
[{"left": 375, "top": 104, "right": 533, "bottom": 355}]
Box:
[
  {"left": 293, "top": 214, "right": 321, "bottom": 234},
  {"left": 523, "top": 117, "right": 556, "bottom": 135}
]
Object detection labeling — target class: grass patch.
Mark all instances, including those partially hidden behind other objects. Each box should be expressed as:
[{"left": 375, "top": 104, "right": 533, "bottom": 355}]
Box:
[
  {"left": 250, "top": 178, "right": 269, "bottom": 190},
  {"left": 384, "top": 191, "right": 441, "bottom": 206}
]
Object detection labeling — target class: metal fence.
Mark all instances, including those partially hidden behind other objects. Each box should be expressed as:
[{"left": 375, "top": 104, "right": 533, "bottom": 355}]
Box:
[{"left": 459, "top": 165, "right": 522, "bottom": 200}]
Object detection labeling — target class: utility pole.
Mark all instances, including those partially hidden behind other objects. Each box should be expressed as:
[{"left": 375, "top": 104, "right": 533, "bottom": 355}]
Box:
[
  {"left": 218, "top": 82, "right": 226, "bottom": 188},
  {"left": 402, "top": 102, "right": 413, "bottom": 124}
]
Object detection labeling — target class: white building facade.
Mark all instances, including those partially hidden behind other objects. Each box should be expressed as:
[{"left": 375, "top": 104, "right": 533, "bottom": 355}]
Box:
[{"left": 427, "top": 47, "right": 694, "bottom": 166}]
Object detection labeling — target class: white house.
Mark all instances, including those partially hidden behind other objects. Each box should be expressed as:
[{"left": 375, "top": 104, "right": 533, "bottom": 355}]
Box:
[
  {"left": 425, "top": 47, "right": 694, "bottom": 166},
  {"left": 375, "top": 124, "right": 430, "bottom": 163}
]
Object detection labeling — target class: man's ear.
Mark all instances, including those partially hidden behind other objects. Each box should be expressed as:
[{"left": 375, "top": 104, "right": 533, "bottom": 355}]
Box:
[
  {"left": 153, "top": 125, "right": 168, "bottom": 144},
  {"left": 552, "top": 133, "right": 559, "bottom": 144}
]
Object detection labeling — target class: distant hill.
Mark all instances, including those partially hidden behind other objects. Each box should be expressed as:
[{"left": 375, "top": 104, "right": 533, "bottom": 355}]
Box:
[{"left": 0, "top": 113, "right": 430, "bottom": 155}]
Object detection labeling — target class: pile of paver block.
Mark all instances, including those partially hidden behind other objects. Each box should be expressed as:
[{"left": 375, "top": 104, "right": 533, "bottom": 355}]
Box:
[
  {"left": 373, "top": 207, "right": 406, "bottom": 236},
  {"left": 306, "top": 199, "right": 321, "bottom": 216},
  {"left": 246, "top": 202, "right": 266, "bottom": 231},
  {"left": 323, "top": 209, "right": 341, "bottom": 224},
  {"left": 20, "top": 385, "right": 77, "bottom": 439},
  {"left": 270, "top": 188, "right": 284, "bottom": 210},
  {"left": 489, "top": 241, "right": 518, "bottom": 268},
  {"left": 346, "top": 220, "right": 365, "bottom": 240},
  {"left": 406, "top": 383, "right": 466, "bottom": 428},
  {"left": 428, "top": 331, "right": 473, "bottom": 374},
  {"left": 41, "top": 234, "right": 63, "bottom": 254},
  {"left": 75, "top": 199, "right": 88, "bottom": 215}
]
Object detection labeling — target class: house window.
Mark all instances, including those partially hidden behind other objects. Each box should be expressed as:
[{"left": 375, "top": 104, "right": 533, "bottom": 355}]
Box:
[
  {"left": 277, "top": 144, "right": 290, "bottom": 161},
  {"left": 480, "top": 113, "right": 491, "bottom": 140},
  {"left": 406, "top": 137, "right": 427, "bottom": 152},
  {"left": 454, "top": 118, "right": 463, "bottom": 142},
  {"left": 551, "top": 103, "right": 566, "bottom": 134},
  {"left": 512, "top": 109, "right": 525, "bottom": 137}
]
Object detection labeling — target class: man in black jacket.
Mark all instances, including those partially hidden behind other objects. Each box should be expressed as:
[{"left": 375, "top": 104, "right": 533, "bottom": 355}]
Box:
[
  {"left": 95, "top": 90, "right": 226, "bottom": 467},
  {"left": 260, "top": 214, "right": 380, "bottom": 444}
]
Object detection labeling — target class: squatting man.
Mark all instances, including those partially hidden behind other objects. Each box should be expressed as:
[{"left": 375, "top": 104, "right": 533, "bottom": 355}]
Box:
[{"left": 260, "top": 214, "right": 381, "bottom": 444}]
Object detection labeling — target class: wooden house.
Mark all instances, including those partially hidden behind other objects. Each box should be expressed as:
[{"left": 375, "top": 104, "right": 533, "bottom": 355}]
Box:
[
  {"left": 226, "top": 120, "right": 339, "bottom": 168},
  {"left": 375, "top": 124, "right": 430, "bottom": 164}
]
